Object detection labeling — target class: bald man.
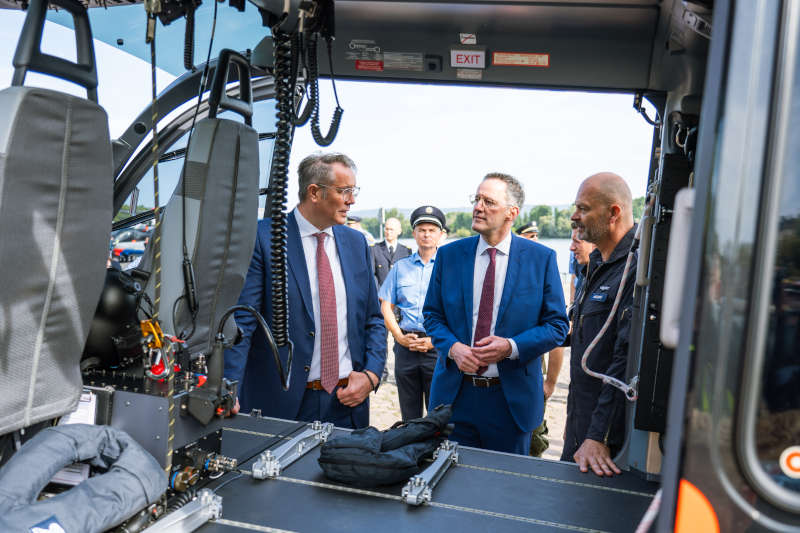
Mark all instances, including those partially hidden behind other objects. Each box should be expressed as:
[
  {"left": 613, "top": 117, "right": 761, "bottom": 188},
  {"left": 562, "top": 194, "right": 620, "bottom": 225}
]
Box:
[
  {"left": 373, "top": 217, "right": 411, "bottom": 289},
  {"left": 562, "top": 172, "right": 636, "bottom": 476}
]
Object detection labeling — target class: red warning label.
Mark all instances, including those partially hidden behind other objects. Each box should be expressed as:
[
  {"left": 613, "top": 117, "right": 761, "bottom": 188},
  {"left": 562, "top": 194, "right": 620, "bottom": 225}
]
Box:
[
  {"left": 492, "top": 52, "right": 550, "bottom": 67},
  {"left": 355, "top": 60, "right": 384, "bottom": 71}
]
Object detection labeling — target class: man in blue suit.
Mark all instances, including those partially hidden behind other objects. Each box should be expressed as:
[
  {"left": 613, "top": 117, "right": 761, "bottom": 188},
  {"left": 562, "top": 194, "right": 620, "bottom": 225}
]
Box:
[
  {"left": 225, "top": 153, "right": 386, "bottom": 429},
  {"left": 424, "top": 173, "right": 569, "bottom": 454}
]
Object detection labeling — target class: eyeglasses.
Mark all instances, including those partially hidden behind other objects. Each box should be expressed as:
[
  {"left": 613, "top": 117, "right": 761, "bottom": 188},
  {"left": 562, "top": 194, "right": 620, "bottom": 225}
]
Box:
[
  {"left": 469, "top": 194, "right": 513, "bottom": 209},
  {"left": 318, "top": 184, "right": 361, "bottom": 199}
]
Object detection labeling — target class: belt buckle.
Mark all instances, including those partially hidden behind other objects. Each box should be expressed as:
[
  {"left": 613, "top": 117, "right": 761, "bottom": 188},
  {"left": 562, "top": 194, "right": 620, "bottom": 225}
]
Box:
[{"left": 470, "top": 375, "right": 489, "bottom": 388}]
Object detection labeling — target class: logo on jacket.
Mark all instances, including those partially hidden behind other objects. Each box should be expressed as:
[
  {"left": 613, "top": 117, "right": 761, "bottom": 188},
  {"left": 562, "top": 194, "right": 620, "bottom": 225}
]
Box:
[{"left": 30, "top": 517, "right": 65, "bottom": 533}]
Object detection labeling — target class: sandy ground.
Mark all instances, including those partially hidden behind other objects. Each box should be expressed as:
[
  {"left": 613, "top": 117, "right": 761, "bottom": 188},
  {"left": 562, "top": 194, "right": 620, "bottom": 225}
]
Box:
[{"left": 369, "top": 337, "right": 571, "bottom": 461}]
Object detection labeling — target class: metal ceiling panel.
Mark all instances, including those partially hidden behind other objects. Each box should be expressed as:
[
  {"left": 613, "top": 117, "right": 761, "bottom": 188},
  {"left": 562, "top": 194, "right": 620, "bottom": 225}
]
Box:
[{"left": 325, "top": 1, "right": 661, "bottom": 90}]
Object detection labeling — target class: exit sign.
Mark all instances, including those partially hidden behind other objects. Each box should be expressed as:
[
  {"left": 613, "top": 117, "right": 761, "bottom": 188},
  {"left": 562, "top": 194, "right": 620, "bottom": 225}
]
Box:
[{"left": 450, "top": 48, "right": 486, "bottom": 69}]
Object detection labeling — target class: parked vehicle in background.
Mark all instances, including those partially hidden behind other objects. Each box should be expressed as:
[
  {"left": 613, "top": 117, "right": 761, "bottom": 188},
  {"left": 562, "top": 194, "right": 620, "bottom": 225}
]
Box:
[{"left": 110, "top": 225, "right": 152, "bottom": 263}]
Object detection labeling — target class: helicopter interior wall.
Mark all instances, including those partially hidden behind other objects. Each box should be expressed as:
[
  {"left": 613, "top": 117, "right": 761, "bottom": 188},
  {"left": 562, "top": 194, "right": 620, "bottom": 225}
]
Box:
[
  {"left": 326, "top": 3, "right": 657, "bottom": 90},
  {"left": 308, "top": 0, "right": 707, "bottom": 96}
]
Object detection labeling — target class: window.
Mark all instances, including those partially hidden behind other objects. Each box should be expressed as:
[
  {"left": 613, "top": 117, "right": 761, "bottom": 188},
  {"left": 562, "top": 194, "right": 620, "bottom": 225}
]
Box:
[
  {"left": 739, "top": 6, "right": 800, "bottom": 513},
  {"left": 752, "top": 53, "right": 800, "bottom": 494}
]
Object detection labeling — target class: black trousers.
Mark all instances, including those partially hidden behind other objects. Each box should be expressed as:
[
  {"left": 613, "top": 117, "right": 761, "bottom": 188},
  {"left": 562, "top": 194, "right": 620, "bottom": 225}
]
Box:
[{"left": 394, "top": 342, "right": 437, "bottom": 421}]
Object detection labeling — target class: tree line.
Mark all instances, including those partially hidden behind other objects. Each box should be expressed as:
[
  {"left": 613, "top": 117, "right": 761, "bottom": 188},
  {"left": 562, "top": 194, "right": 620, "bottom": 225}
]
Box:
[{"left": 362, "top": 198, "right": 646, "bottom": 240}]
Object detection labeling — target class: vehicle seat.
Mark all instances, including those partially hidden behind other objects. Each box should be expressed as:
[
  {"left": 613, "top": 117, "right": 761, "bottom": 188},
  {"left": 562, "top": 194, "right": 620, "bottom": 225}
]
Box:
[
  {"left": 137, "top": 49, "right": 259, "bottom": 358},
  {"left": 0, "top": 0, "right": 112, "bottom": 434}
]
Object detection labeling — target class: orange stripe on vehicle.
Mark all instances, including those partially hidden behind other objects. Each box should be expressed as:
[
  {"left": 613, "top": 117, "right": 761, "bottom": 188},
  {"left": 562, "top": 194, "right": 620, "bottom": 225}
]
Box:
[{"left": 675, "top": 479, "right": 719, "bottom": 533}]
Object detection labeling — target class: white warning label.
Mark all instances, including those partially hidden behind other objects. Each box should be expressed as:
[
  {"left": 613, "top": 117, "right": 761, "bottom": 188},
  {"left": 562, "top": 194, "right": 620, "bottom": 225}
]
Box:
[
  {"left": 459, "top": 33, "right": 477, "bottom": 45},
  {"left": 383, "top": 51, "right": 424, "bottom": 72},
  {"left": 456, "top": 68, "right": 482, "bottom": 81},
  {"left": 345, "top": 39, "right": 383, "bottom": 61}
]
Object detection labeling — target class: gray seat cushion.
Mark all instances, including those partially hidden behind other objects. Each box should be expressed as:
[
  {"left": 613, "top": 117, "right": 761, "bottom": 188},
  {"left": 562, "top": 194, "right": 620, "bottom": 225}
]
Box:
[
  {"left": 0, "top": 86, "right": 112, "bottom": 435},
  {"left": 139, "top": 117, "right": 259, "bottom": 357}
]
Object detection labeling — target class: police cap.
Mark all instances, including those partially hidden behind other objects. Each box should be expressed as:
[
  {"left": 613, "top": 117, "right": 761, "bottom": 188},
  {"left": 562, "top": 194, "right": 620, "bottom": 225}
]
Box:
[
  {"left": 410, "top": 205, "right": 446, "bottom": 230},
  {"left": 516, "top": 221, "right": 539, "bottom": 236}
]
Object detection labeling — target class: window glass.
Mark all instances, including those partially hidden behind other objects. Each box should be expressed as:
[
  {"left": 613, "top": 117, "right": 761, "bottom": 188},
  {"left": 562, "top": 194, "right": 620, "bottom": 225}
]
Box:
[
  {"left": 755, "top": 44, "right": 800, "bottom": 492},
  {"left": 130, "top": 99, "right": 275, "bottom": 212}
]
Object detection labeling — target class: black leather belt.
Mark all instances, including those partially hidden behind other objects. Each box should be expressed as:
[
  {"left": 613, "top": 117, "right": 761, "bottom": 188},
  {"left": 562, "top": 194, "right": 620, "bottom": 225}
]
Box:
[
  {"left": 462, "top": 375, "right": 501, "bottom": 388},
  {"left": 400, "top": 329, "right": 429, "bottom": 338}
]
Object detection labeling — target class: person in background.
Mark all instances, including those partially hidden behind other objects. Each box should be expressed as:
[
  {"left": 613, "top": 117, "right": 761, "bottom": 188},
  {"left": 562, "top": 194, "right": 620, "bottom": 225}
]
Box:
[
  {"left": 515, "top": 220, "right": 563, "bottom": 457},
  {"left": 225, "top": 152, "right": 386, "bottom": 429},
  {"left": 569, "top": 224, "right": 596, "bottom": 303},
  {"left": 372, "top": 217, "right": 411, "bottom": 289},
  {"left": 515, "top": 221, "right": 539, "bottom": 241},
  {"left": 424, "top": 172, "right": 568, "bottom": 454},
  {"left": 347, "top": 215, "right": 375, "bottom": 245},
  {"left": 563, "top": 172, "right": 636, "bottom": 476},
  {"left": 379, "top": 206, "right": 446, "bottom": 420}
]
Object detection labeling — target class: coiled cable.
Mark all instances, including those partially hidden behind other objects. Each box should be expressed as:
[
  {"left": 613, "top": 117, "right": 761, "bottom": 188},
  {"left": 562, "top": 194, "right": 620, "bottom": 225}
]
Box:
[
  {"left": 268, "top": 30, "right": 294, "bottom": 349},
  {"left": 183, "top": 6, "right": 195, "bottom": 71},
  {"left": 166, "top": 486, "right": 197, "bottom": 513},
  {"left": 306, "top": 33, "right": 342, "bottom": 146}
]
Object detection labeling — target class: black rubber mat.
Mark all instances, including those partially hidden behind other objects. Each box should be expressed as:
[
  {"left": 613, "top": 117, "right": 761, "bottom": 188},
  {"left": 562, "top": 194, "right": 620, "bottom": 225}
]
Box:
[{"left": 199, "top": 417, "right": 658, "bottom": 533}]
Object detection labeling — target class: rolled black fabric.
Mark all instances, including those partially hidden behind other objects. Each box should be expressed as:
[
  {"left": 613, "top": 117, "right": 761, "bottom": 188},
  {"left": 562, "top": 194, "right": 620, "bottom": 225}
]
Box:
[{"left": 318, "top": 404, "right": 452, "bottom": 487}]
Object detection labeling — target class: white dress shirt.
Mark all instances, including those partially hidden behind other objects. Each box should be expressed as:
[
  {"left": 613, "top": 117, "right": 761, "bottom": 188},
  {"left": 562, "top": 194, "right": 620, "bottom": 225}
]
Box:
[
  {"left": 469, "top": 232, "right": 519, "bottom": 377},
  {"left": 294, "top": 208, "right": 353, "bottom": 380}
]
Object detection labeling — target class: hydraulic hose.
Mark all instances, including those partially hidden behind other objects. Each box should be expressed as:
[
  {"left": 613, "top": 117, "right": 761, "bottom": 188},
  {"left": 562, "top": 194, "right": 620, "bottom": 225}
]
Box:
[
  {"left": 217, "top": 305, "right": 292, "bottom": 391},
  {"left": 579, "top": 196, "right": 655, "bottom": 401},
  {"left": 268, "top": 30, "right": 293, "bottom": 349}
]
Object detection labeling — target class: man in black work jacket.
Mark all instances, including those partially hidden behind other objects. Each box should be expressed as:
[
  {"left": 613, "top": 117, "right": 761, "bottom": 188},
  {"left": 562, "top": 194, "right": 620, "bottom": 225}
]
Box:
[{"left": 562, "top": 172, "right": 637, "bottom": 477}]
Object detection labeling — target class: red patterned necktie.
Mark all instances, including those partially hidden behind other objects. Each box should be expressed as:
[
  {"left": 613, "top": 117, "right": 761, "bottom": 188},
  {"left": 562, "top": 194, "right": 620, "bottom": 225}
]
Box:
[
  {"left": 315, "top": 232, "right": 339, "bottom": 393},
  {"left": 473, "top": 247, "right": 497, "bottom": 375}
]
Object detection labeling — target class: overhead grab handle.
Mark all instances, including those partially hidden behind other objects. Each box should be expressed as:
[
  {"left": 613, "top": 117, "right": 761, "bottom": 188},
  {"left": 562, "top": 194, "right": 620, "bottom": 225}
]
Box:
[
  {"left": 208, "top": 49, "right": 254, "bottom": 126},
  {"left": 11, "top": 0, "right": 99, "bottom": 102}
]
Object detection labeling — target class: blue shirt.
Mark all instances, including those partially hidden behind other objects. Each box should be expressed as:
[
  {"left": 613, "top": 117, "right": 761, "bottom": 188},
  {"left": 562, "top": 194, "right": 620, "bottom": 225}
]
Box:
[{"left": 378, "top": 252, "right": 436, "bottom": 333}]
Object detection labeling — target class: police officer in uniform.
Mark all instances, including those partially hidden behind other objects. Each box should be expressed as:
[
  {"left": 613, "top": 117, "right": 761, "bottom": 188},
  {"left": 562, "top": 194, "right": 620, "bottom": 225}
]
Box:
[
  {"left": 379, "top": 206, "right": 445, "bottom": 420},
  {"left": 515, "top": 221, "right": 539, "bottom": 240}
]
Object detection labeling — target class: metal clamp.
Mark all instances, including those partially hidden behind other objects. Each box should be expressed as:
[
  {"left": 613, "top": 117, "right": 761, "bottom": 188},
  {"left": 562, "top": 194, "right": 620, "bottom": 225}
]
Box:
[
  {"left": 142, "top": 489, "right": 222, "bottom": 533},
  {"left": 251, "top": 421, "right": 333, "bottom": 479},
  {"left": 402, "top": 440, "right": 459, "bottom": 506}
]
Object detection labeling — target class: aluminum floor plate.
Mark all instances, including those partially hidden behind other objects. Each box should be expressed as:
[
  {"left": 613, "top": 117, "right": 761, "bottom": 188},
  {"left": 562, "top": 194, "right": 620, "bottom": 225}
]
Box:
[{"left": 199, "top": 415, "right": 657, "bottom": 533}]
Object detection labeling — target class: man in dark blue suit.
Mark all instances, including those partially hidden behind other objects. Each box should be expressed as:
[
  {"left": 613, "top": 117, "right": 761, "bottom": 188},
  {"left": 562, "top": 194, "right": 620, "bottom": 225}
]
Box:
[
  {"left": 424, "top": 173, "right": 569, "bottom": 454},
  {"left": 224, "top": 153, "right": 386, "bottom": 429}
]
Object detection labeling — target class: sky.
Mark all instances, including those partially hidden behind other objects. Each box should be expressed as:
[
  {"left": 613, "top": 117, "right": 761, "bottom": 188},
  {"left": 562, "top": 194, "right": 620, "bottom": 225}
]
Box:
[{"left": 0, "top": 10, "right": 656, "bottom": 213}]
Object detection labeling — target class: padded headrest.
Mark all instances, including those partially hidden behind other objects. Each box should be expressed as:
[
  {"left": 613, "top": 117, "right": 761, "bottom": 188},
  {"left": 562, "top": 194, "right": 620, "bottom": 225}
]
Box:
[
  {"left": 0, "top": 86, "right": 112, "bottom": 435},
  {"left": 138, "top": 117, "right": 259, "bottom": 356}
]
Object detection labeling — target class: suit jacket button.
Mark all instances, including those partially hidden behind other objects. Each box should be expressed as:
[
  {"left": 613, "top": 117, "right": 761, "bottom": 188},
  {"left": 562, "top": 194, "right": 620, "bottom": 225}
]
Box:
[
  {"left": 304, "top": 365, "right": 311, "bottom": 372},
  {"left": 309, "top": 331, "right": 315, "bottom": 337}
]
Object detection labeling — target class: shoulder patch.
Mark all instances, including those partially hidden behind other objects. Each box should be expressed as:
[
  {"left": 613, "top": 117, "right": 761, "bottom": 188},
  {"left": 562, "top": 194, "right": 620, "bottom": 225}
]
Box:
[{"left": 30, "top": 517, "right": 65, "bottom": 533}]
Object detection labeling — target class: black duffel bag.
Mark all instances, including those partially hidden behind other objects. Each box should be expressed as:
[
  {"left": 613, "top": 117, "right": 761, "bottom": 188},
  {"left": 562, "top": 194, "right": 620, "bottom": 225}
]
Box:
[{"left": 317, "top": 404, "right": 452, "bottom": 487}]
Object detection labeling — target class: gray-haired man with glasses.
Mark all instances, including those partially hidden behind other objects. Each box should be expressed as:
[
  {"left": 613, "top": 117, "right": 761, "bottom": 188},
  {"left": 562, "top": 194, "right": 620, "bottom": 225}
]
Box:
[
  {"left": 225, "top": 152, "right": 386, "bottom": 429},
  {"left": 424, "top": 173, "right": 568, "bottom": 454}
]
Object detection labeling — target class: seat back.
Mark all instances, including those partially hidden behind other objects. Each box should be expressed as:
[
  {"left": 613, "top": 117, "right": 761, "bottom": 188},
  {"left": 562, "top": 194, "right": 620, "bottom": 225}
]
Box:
[
  {"left": 0, "top": 0, "right": 112, "bottom": 434},
  {"left": 139, "top": 50, "right": 259, "bottom": 357}
]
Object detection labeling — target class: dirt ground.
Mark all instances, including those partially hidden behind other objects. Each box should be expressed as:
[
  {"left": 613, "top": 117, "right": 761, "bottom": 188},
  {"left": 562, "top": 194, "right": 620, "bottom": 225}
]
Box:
[{"left": 369, "top": 338, "right": 571, "bottom": 461}]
